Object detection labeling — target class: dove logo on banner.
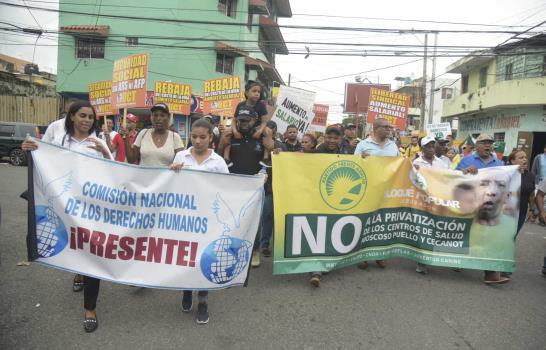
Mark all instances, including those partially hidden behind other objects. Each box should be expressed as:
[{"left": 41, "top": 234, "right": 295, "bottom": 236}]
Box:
[
  {"left": 34, "top": 170, "right": 73, "bottom": 258},
  {"left": 200, "top": 190, "right": 261, "bottom": 284}
]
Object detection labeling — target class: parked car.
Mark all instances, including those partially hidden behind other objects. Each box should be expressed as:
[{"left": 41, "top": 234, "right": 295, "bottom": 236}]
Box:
[{"left": 0, "top": 122, "right": 40, "bottom": 166}]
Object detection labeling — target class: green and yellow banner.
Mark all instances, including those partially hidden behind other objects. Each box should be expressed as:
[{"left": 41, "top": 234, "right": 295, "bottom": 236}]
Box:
[{"left": 272, "top": 153, "right": 521, "bottom": 274}]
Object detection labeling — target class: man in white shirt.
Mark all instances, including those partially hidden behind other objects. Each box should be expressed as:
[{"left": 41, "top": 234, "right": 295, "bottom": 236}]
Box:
[
  {"left": 412, "top": 135, "right": 450, "bottom": 274},
  {"left": 413, "top": 136, "right": 450, "bottom": 170}
]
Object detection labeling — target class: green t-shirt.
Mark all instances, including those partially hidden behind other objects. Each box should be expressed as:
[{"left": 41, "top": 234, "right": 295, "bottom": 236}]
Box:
[{"left": 469, "top": 214, "right": 517, "bottom": 261}]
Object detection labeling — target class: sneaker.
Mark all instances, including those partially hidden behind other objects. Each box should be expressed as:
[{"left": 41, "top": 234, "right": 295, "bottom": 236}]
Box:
[
  {"left": 225, "top": 159, "right": 233, "bottom": 168},
  {"left": 181, "top": 291, "right": 193, "bottom": 312},
  {"left": 261, "top": 246, "right": 271, "bottom": 257},
  {"left": 196, "top": 302, "right": 209, "bottom": 324},
  {"left": 309, "top": 274, "right": 321, "bottom": 287},
  {"left": 416, "top": 263, "right": 428, "bottom": 274},
  {"left": 251, "top": 251, "right": 260, "bottom": 267}
]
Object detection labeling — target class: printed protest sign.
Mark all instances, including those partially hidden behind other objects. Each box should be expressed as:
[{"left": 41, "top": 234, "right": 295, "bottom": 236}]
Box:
[
  {"left": 111, "top": 53, "right": 149, "bottom": 110},
  {"left": 308, "top": 104, "right": 329, "bottom": 133},
  {"left": 272, "top": 153, "right": 520, "bottom": 274},
  {"left": 202, "top": 76, "right": 243, "bottom": 117},
  {"left": 426, "top": 122, "right": 452, "bottom": 139},
  {"left": 272, "top": 86, "right": 316, "bottom": 135},
  {"left": 88, "top": 80, "right": 113, "bottom": 116},
  {"left": 366, "top": 88, "right": 410, "bottom": 129},
  {"left": 153, "top": 81, "right": 192, "bottom": 115},
  {"left": 26, "top": 140, "right": 263, "bottom": 290}
]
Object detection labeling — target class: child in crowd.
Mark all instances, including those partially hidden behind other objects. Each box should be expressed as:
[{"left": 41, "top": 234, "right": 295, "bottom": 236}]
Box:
[
  {"left": 224, "top": 81, "right": 272, "bottom": 165},
  {"left": 170, "top": 118, "right": 229, "bottom": 324}
]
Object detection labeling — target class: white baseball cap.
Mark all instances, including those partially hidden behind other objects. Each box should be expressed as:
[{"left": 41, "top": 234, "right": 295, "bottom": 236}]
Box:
[{"left": 420, "top": 135, "right": 436, "bottom": 147}]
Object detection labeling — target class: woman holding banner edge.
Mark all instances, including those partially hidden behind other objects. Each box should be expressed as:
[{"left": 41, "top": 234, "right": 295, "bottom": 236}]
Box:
[
  {"left": 170, "top": 118, "right": 229, "bottom": 325},
  {"left": 22, "top": 100, "right": 112, "bottom": 333}
]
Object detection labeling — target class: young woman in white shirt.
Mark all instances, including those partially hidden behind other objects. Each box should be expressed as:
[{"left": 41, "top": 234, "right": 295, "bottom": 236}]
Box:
[
  {"left": 22, "top": 101, "right": 111, "bottom": 333},
  {"left": 170, "top": 118, "right": 229, "bottom": 324}
]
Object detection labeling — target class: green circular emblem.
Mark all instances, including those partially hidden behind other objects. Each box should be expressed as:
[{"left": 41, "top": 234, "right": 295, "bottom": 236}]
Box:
[{"left": 319, "top": 160, "right": 367, "bottom": 211}]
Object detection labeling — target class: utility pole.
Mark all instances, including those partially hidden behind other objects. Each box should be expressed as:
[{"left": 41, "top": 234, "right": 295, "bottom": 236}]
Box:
[
  {"left": 288, "top": 73, "right": 291, "bottom": 87},
  {"left": 419, "top": 33, "right": 428, "bottom": 132},
  {"left": 428, "top": 32, "right": 438, "bottom": 126}
]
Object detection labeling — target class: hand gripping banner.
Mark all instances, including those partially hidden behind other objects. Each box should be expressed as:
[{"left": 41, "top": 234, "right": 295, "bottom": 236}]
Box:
[
  {"left": 272, "top": 153, "right": 521, "bottom": 274},
  {"left": 26, "top": 140, "right": 264, "bottom": 290}
]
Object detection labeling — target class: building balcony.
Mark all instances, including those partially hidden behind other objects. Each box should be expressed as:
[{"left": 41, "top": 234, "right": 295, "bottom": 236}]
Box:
[
  {"left": 259, "top": 16, "right": 288, "bottom": 55},
  {"left": 443, "top": 76, "right": 546, "bottom": 117}
]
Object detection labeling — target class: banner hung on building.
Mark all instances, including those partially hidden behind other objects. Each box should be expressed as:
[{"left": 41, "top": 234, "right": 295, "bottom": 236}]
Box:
[
  {"left": 153, "top": 81, "right": 192, "bottom": 115},
  {"left": 111, "top": 53, "right": 149, "bottom": 110},
  {"left": 88, "top": 80, "right": 113, "bottom": 116},
  {"left": 202, "top": 76, "right": 243, "bottom": 117},
  {"left": 366, "top": 88, "right": 410, "bottom": 129},
  {"left": 272, "top": 86, "right": 316, "bottom": 135},
  {"left": 26, "top": 140, "right": 263, "bottom": 290},
  {"left": 272, "top": 153, "right": 520, "bottom": 274}
]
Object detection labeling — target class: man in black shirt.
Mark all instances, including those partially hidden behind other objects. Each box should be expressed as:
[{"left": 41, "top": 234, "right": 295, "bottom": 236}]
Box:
[
  {"left": 309, "top": 124, "right": 347, "bottom": 287},
  {"left": 284, "top": 124, "right": 303, "bottom": 152},
  {"left": 341, "top": 123, "right": 359, "bottom": 154},
  {"left": 218, "top": 106, "right": 274, "bottom": 267}
]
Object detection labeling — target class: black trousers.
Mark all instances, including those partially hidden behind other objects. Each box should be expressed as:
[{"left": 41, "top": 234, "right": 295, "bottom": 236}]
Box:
[{"left": 84, "top": 276, "right": 100, "bottom": 311}]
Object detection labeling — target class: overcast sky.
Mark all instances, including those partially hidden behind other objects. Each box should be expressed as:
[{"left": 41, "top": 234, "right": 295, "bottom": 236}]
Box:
[{"left": 1, "top": 0, "right": 545, "bottom": 122}]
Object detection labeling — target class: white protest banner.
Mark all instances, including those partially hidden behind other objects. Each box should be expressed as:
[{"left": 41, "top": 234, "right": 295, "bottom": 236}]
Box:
[
  {"left": 426, "top": 122, "right": 452, "bottom": 139},
  {"left": 27, "top": 140, "right": 263, "bottom": 290},
  {"left": 272, "top": 86, "right": 316, "bottom": 135}
]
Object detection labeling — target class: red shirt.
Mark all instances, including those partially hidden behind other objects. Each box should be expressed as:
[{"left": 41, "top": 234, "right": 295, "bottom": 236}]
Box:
[{"left": 114, "top": 132, "right": 138, "bottom": 163}]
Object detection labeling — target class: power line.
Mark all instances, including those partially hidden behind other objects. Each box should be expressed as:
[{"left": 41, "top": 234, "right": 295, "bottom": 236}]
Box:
[
  {"left": 1, "top": 1, "right": 544, "bottom": 35},
  {"left": 13, "top": 0, "right": 545, "bottom": 29}
]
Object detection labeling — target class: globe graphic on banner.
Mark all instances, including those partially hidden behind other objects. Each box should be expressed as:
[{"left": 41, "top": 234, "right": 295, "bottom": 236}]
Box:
[
  {"left": 200, "top": 236, "right": 252, "bottom": 284},
  {"left": 35, "top": 205, "right": 68, "bottom": 258}
]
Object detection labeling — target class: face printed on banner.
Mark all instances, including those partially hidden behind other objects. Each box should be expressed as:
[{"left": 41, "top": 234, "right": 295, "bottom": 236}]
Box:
[
  {"left": 475, "top": 170, "right": 510, "bottom": 225},
  {"left": 453, "top": 182, "right": 477, "bottom": 215},
  {"left": 151, "top": 110, "right": 169, "bottom": 131},
  {"left": 71, "top": 107, "right": 95, "bottom": 135},
  {"left": 287, "top": 127, "right": 298, "bottom": 142},
  {"left": 191, "top": 126, "right": 212, "bottom": 153}
]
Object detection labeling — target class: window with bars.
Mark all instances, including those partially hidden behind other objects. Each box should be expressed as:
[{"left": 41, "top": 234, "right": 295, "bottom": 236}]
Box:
[
  {"left": 125, "top": 37, "right": 138, "bottom": 47},
  {"left": 75, "top": 38, "right": 105, "bottom": 58},
  {"left": 218, "top": 0, "right": 237, "bottom": 18},
  {"left": 479, "top": 66, "right": 488, "bottom": 88},
  {"left": 216, "top": 53, "right": 234, "bottom": 75},
  {"left": 505, "top": 63, "right": 513, "bottom": 81}
]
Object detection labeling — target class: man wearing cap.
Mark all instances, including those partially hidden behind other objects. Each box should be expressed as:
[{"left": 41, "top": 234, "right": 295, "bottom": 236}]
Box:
[
  {"left": 341, "top": 123, "right": 359, "bottom": 154},
  {"left": 412, "top": 136, "right": 449, "bottom": 274},
  {"left": 315, "top": 125, "right": 352, "bottom": 154},
  {"left": 456, "top": 133, "right": 509, "bottom": 284},
  {"left": 218, "top": 104, "right": 274, "bottom": 267},
  {"left": 435, "top": 136, "right": 452, "bottom": 169},
  {"left": 354, "top": 118, "right": 399, "bottom": 270}
]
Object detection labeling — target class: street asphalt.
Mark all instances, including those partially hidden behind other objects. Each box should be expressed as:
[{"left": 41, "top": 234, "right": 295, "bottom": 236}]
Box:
[{"left": 1, "top": 163, "right": 545, "bottom": 350}]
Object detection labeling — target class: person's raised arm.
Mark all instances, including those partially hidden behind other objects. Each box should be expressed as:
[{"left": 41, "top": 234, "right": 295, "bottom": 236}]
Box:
[{"left": 217, "top": 126, "right": 233, "bottom": 156}]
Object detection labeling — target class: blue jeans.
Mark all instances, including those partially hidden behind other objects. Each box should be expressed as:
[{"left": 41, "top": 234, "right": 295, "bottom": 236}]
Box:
[{"left": 259, "top": 193, "right": 274, "bottom": 249}]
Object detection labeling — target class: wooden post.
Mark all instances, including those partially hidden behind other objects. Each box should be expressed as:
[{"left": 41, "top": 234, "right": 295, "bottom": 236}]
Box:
[
  {"left": 170, "top": 112, "right": 174, "bottom": 128},
  {"left": 122, "top": 107, "right": 127, "bottom": 129}
]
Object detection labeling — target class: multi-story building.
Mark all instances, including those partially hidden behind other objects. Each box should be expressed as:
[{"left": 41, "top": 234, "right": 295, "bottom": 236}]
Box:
[
  {"left": 56, "top": 0, "right": 291, "bottom": 139},
  {"left": 442, "top": 34, "right": 546, "bottom": 160}
]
